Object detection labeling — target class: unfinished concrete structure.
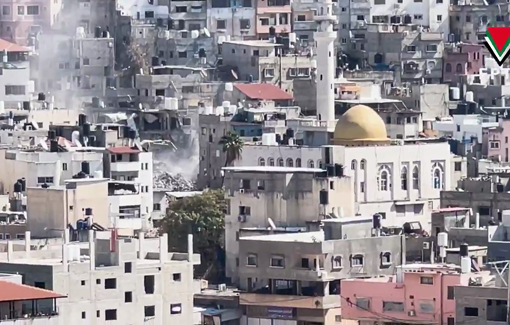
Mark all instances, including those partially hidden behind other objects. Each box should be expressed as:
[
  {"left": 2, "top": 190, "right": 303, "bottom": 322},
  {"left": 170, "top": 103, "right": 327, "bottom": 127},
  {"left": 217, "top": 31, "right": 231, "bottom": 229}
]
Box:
[{"left": 0, "top": 231, "right": 200, "bottom": 324}]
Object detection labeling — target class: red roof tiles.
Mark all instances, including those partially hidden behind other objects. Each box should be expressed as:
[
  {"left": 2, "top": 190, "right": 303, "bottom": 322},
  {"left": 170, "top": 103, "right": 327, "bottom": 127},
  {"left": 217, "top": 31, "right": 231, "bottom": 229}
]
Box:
[
  {"left": 0, "top": 38, "right": 29, "bottom": 52},
  {"left": 234, "top": 83, "right": 293, "bottom": 101},
  {"left": 0, "top": 281, "right": 65, "bottom": 302},
  {"left": 107, "top": 146, "right": 140, "bottom": 154}
]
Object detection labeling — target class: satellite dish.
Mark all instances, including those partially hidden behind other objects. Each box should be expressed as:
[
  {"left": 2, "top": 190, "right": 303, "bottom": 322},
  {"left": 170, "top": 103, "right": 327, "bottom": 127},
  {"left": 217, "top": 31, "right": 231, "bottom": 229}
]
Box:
[
  {"left": 203, "top": 27, "right": 211, "bottom": 38},
  {"left": 39, "top": 139, "right": 49, "bottom": 151},
  {"left": 268, "top": 218, "right": 276, "bottom": 230}
]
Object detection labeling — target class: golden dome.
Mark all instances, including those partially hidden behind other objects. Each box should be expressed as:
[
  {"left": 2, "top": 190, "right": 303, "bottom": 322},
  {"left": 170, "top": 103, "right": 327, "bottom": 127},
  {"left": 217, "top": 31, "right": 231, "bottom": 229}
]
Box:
[{"left": 333, "top": 105, "right": 389, "bottom": 146}]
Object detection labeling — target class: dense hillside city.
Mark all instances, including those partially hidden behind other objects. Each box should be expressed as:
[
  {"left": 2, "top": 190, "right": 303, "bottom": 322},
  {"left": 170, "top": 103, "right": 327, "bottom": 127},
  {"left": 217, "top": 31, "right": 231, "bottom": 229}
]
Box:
[{"left": 0, "top": 0, "right": 510, "bottom": 324}]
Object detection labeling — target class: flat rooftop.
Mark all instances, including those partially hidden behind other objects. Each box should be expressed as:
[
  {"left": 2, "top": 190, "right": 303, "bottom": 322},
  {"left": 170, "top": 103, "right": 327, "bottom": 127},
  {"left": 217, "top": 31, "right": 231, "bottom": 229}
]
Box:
[
  {"left": 241, "top": 231, "right": 324, "bottom": 243},
  {"left": 222, "top": 166, "right": 324, "bottom": 173}
]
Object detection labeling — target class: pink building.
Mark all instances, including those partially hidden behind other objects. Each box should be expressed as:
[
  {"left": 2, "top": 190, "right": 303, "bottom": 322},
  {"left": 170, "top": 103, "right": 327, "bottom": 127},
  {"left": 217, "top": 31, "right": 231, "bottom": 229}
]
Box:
[
  {"left": 0, "top": 0, "right": 63, "bottom": 45},
  {"left": 443, "top": 44, "right": 485, "bottom": 83},
  {"left": 487, "top": 119, "right": 510, "bottom": 162},
  {"left": 342, "top": 264, "right": 481, "bottom": 324}
]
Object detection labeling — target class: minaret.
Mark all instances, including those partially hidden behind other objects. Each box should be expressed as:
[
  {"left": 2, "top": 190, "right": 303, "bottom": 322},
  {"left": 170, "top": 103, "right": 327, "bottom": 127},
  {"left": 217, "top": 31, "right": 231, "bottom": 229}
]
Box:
[{"left": 314, "top": 0, "right": 338, "bottom": 122}]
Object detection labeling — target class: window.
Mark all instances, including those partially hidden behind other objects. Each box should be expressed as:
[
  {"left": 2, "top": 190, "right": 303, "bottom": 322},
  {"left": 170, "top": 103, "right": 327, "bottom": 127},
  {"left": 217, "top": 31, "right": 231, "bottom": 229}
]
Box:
[
  {"left": 445, "top": 63, "right": 452, "bottom": 72},
  {"left": 270, "top": 255, "right": 285, "bottom": 268},
  {"left": 308, "top": 160, "right": 314, "bottom": 168},
  {"left": 105, "top": 309, "right": 117, "bottom": 320},
  {"left": 412, "top": 166, "right": 419, "bottom": 189},
  {"left": 286, "top": 158, "right": 293, "bottom": 167},
  {"left": 401, "top": 167, "right": 408, "bottom": 190},
  {"left": 81, "top": 280, "right": 85, "bottom": 286},
  {"left": 357, "top": 298, "right": 371, "bottom": 310},
  {"left": 414, "top": 14, "right": 423, "bottom": 20},
  {"left": 377, "top": 165, "right": 391, "bottom": 191},
  {"left": 436, "top": 15, "right": 442, "bottom": 22},
  {"left": 17, "top": 6, "right": 24, "bottom": 15},
  {"left": 216, "top": 19, "right": 226, "bottom": 29},
  {"left": 351, "top": 254, "right": 364, "bottom": 266},
  {"left": 82, "top": 312, "right": 86, "bottom": 319},
  {"left": 490, "top": 141, "right": 500, "bottom": 149},
  {"left": 178, "top": 51, "right": 187, "bottom": 58},
  {"left": 62, "top": 163, "right": 68, "bottom": 171},
  {"left": 34, "top": 282, "right": 45, "bottom": 289},
  {"left": 464, "top": 307, "right": 478, "bottom": 316},
  {"left": 96, "top": 279, "right": 101, "bottom": 285},
  {"left": 357, "top": 15, "right": 364, "bottom": 20},
  {"left": 258, "top": 157, "right": 265, "bottom": 166},
  {"left": 456, "top": 63, "right": 463, "bottom": 73},
  {"left": 317, "top": 160, "right": 323, "bottom": 168},
  {"left": 360, "top": 159, "right": 366, "bottom": 170},
  {"left": 277, "top": 158, "right": 284, "bottom": 166},
  {"left": 383, "top": 301, "right": 404, "bottom": 312},
  {"left": 420, "top": 276, "right": 434, "bottom": 285},
  {"left": 124, "top": 262, "right": 132, "bottom": 273},
  {"left": 104, "top": 278, "right": 117, "bottom": 289},
  {"left": 96, "top": 310, "right": 100, "bottom": 318},
  {"left": 447, "top": 286, "right": 454, "bottom": 299},
  {"left": 447, "top": 317, "right": 455, "bottom": 325},
  {"left": 27, "top": 5, "right": 39, "bottom": 15},
  {"left": 153, "top": 203, "right": 161, "bottom": 211},
  {"left": 332, "top": 255, "right": 342, "bottom": 269},
  {"left": 240, "top": 19, "right": 250, "bottom": 29},
  {"left": 407, "top": 46, "right": 416, "bottom": 52},
  {"left": 268, "top": 158, "right": 275, "bottom": 166},
  {"left": 37, "top": 177, "right": 54, "bottom": 184},
  {"left": 374, "top": 0, "right": 385, "bottom": 4},
  {"left": 264, "top": 68, "right": 275, "bottom": 78},
  {"left": 351, "top": 160, "right": 357, "bottom": 170},
  {"left": 420, "top": 301, "right": 435, "bottom": 313},
  {"left": 144, "top": 275, "right": 155, "bottom": 294},
  {"left": 125, "top": 291, "right": 133, "bottom": 303},
  {"left": 454, "top": 162, "right": 462, "bottom": 171},
  {"left": 297, "top": 14, "right": 306, "bottom": 21},
  {"left": 2, "top": 6, "right": 10, "bottom": 15},
  {"left": 296, "top": 158, "right": 301, "bottom": 167},
  {"left": 170, "top": 303, "right": 182, "bottom": 315},
  {"left": 431, "top": 162, "right": 444, "bottom": 189},
  {"left": 381, "top": 252, "right": 391, "bottom": 266},
  {"left": 145, "top": 306, "right": 155, "bottom": 317},
  {"left": 247, "top": 254, "right": 257, "bottom": 266},
  {"left": 5, "top": 85, "right": 26, "bottom": 95},
  {"left": 426, "top": 45, "right": 438, "bottom": 52}
]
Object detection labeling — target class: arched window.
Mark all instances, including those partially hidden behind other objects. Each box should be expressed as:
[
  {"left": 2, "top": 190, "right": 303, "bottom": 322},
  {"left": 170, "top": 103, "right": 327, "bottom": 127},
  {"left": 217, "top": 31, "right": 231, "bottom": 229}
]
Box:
[
  {"left": 401, "top": 166, "right": 408, "bottom": 190},
  {"left": 412, "top": 166, "right": 419, "bottom": 190},
  {"left": 360, "top": 159, "right": 366, "bottom": 170},
  {"left": 432, "top": 162, "right": 444, "bottom": 189},
  {"left": 296, "top": 158, "right": 302, "bottom": 167},
  {"left": 456, "top": 63, "right": 463, "bottom": 73},
  {"left": 351, "top": 160, "right": 357, "bottom": 170},
  {"left": 445, "top": 63, "right": 452, "bottom": 72},
  {"left": 268, "top": 158, "right": 275, "bottom": 166},
  {"left": 308, "top": 159, "right": 315, "bottom": 168},
  {"left": 377, "top": 165, "right": 391, "bottom": 191},
  {"left": 286, "top": 158, "right": 294, "bottom": 167},
  {"left": 259, "top": 158, "right": 265, "bottom": 166},
  {"left": 277, "top": 158, "right": 284, "bottom": 167},
  {"left": 317, "top": 160, "right": 323, "bottom": 168}
]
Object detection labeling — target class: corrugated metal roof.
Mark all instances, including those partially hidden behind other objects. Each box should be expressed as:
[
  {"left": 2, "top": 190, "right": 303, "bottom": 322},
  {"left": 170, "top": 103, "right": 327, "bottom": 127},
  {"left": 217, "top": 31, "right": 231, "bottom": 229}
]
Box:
[
  {"left": 234, "top": 83, "right": 293, "bottom": 101},
  {"left": 0, "top": 281, "right": 65, "bottom": 302}
]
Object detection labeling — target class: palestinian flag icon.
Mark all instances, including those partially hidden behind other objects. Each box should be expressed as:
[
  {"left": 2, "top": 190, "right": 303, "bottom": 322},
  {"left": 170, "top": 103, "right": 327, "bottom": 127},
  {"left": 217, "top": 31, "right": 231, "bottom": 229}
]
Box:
[{"left": 485, "top": 27, "right": 510, "bottom": 66}]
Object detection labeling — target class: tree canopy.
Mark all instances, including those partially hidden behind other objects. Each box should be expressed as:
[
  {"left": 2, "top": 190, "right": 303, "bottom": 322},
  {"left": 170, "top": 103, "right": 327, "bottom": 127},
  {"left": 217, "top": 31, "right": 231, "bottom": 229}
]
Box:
[
  {"left": 219, "top": 131, "right": 244, "bottom": 166},
  {"left": 160, "top": 189, "right": 226, "bottom": 279}
]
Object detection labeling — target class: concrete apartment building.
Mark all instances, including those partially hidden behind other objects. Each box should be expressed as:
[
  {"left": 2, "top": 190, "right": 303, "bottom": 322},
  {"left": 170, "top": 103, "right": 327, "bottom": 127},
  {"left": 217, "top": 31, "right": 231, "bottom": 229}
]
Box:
[
  {"left": 433, "top": 115, "right": 498, "bottom": 146},
  {"left": 467, "top": 58, "right": 510, "bottom": 110},
  {"left": 449, "top": 0, "right": 509, "bottom": 44},
  {"left": 223, "top": 165, "right": 354, "bottom": 283},
  {"left": 487, "top": 118, "right": 510, "bottom": 162},
  {"left": 443, "top": 43, "right": 485, "bottom": 83},
  {"left": 342, "top": 263, "right": 492, "bottom": 325},
  {"left": 455, "top": 280, "right": 508, "bottom": 325},
  {"left": 255, "top": 0, "right": 291, "bottom": 39},
  {"left": 104, "top": 146, "right": 154, "bottom": 229},
  {"left": 237, "top": 218, "right": 405, "bottom": 324},
  {"left": 207, "top": 0, "right": 256, "bottom": 39},
  {"left": 0, "top": 0, "right": 62, "bottom": 45},
  {"left": 0, "top": 39, "right": 33, "bottom": 107},
  {"left": 221, "top": 40, "right": 314, "bottom": 93},
  {"left": 0, "top": 231, "right": 200, "bottom": 324}
]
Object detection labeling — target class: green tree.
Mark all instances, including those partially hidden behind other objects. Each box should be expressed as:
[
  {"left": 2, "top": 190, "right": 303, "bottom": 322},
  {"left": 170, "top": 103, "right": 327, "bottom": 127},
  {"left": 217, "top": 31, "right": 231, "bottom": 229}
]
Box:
[
  {"left": 219, "top": 131, "right": 244, "bottom": 185},
  {"left": 160, "top": 189, "right": 226, "bottom": 279}
]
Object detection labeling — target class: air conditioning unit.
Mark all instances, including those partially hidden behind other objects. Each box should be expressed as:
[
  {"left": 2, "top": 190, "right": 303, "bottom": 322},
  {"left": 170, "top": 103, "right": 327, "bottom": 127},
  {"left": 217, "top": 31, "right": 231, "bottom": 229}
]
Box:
[
  {"left": 423, "top": 242, "right": 430, "bottom": 249},
  {"left": 238, "top": 215, "right": 247, "bottom": 222},
  {"left": 408, "top": 310, "right": 416, "bottom": 316}
]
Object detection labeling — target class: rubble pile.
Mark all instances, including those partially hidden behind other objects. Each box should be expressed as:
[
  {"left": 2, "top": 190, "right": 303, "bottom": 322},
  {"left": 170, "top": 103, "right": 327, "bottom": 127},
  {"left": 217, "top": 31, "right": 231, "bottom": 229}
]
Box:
[{"left": 153, "top": 171, "right": 196, "bottom": 191}]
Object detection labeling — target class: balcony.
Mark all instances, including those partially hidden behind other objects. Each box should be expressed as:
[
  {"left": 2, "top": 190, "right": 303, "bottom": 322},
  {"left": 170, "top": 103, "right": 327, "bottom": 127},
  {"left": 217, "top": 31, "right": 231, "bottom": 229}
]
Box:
[
  {"left": 240, "top": 293, "right": 340, "bottom": 309},
  {"left": 257, "top": 24, "right": 291, "bottom": 34},
  {"left": 293, "top": 20, "right": 316, "bottom": 30},
  {"left": 110, "top": 161, "right": 140, "bottom": 172}
]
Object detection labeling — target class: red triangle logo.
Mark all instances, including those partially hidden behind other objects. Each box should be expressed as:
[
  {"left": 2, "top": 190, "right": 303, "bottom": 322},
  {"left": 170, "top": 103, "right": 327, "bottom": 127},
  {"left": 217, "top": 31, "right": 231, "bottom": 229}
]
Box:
[{"left": 488, "top": 27, "right": 510, "bottom": 52}]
